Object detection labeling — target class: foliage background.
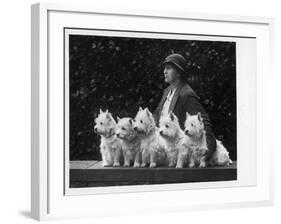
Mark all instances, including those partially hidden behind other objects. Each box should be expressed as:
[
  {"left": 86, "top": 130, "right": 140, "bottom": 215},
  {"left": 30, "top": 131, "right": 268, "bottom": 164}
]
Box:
[{"left": 69, "top": 34, "right": 236, "bottom": 161}]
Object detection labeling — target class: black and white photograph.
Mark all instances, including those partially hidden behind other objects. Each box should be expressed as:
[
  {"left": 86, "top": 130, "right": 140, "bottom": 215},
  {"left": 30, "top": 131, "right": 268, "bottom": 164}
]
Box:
[
  {"left": 66, "top": 29, "right": 237, "bottom": 188},
  {"left": 26, "top": 1, "right": 277, "bottom": 220},
  {"left": 28, "top": 2, "right": 275, "bottom": 220}
]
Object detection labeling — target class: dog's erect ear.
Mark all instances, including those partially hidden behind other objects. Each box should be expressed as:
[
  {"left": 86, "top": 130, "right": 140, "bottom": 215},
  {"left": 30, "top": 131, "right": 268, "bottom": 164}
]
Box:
[
  {"left": 117, "top": 116, "right": 121, "bottom": 122},
  {"left": 145, "top": 108, "right": 151, "bottom": 117},
  {"left": 99, "top": 108, "right": 103, "bottom": 114},
  {"left": 186, "top": 112, "right": 191, "bottom": 118},
  {"left": 197, "top": 112, "right": 203, "bottom": 123},
  {"left": 105, "top": 109, "right": 109, "bottom": 113},
  {"left": 129, "top": 118, "right": 133, "bottom": 126},
  {"left": 139, "top": 107, "right": 143, "bottom": 112},
  {"left": 169, "top": 112, "right": 175, "bottom": 121},
  {"left": 106, "top": 113, "right": 111, "bottom": 120}
]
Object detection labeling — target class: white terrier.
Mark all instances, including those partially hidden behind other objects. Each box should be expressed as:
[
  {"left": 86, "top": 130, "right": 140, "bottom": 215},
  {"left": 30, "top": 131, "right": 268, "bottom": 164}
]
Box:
[
  {"left": 94, "top": 109, "right": 123, "bottom": 167},
  {"left": 184, "top": 112, "right": 209, "bottom": 168},
  {"left": 133, "top": 107, "right": 167, "bottom": 168},
  {"left": 184, "top": 112, "right": 232, "bottom": 167},
  {"left": 159, "top": 112, "right": 192, "bottom": 168},
  {"left": 115, "top": 117, "right": 141, "bottom": 167}
]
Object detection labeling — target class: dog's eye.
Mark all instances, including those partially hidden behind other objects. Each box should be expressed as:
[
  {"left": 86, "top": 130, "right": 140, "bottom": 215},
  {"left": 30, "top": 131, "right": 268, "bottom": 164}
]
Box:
[
  {"left": 121, "top": 127, "right": 126, "bottom": 131},
  {"left": 100, "top": 122, "right": 103, "bottom": 125},
  {"left": 165, "top": 124, "right": 169, "bottom": 128},
  {"left": 140, "top": 120, "right": 143, "bottom": 123},
  {"left": 191, "top": 123, "right": 194, "bottom": 127}
]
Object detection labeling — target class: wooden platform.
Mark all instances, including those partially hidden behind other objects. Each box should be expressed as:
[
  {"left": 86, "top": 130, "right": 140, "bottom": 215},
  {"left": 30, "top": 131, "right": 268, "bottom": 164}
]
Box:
[{"left": 70, "top": 160, "right": 237, "bottom": 187}]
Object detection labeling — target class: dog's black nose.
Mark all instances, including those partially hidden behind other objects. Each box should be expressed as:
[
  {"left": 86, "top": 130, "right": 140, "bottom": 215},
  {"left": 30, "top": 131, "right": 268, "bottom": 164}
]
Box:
[
  {"left": 134, "top": 127, "right": 137, "bottom": 131},
  {"left": 184, "top": 129, "right": 189, "bottom": 135},
  {"left": 159, "top": 130, "right": 163, "bottom": 135},
  {"left": 94, "top": 127, "right": 97, "bottom": 132},
  {"left": 116, "top": 133, "right": 119, "bottom": 137}
]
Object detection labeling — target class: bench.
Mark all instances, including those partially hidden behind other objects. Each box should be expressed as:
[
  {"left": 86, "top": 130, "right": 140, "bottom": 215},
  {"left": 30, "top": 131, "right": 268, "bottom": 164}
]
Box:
[{"left": 70, "top": 160, "right": 237, "bottom": 187}]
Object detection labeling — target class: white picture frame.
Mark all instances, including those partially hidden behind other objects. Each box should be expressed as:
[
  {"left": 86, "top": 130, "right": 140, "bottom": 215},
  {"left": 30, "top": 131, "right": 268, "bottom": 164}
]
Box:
[{"left": 31, "top": 2, "right": 274, "bottom": 221}]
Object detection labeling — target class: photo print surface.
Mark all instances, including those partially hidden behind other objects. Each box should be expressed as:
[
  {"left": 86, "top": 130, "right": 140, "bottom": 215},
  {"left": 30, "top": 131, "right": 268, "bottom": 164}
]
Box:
[{"left": 66, "top": 29, "right": 237, "bottom": 188}]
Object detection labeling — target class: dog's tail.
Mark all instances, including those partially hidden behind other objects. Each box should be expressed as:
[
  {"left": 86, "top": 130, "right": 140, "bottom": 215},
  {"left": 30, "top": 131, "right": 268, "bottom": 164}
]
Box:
[{"left": 215, "top": 139, "right": 233, "bottom": 166}]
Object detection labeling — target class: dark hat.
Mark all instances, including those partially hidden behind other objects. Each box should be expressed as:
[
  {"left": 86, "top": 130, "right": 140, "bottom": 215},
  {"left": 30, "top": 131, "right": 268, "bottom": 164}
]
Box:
[{"left": 162, "top": 53, "right": 186, "bottom": 73}]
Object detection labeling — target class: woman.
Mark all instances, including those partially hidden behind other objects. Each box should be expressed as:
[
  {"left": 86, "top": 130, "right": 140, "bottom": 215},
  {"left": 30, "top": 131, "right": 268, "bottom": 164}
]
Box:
[{"left": 153, "top": 53, "right": 217, "bottom": 160}]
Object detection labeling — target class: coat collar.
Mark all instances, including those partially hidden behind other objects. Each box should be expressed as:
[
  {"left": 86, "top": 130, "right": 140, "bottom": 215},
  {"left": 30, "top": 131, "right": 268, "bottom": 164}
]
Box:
[
  {"left": 158, "top": 85, "right": 172, "bottom": 114},
  {"left": 158, "top": 82, "right": 186, "bottom": 115},
  {"left": 168, "top": 82, "right": 185, "bottom": 112}
]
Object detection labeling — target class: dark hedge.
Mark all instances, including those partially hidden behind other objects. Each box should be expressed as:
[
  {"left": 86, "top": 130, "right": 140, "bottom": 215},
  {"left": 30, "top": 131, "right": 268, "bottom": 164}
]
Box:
[{"left": 69, "top": 34, "right": 236, "bottom": 161}]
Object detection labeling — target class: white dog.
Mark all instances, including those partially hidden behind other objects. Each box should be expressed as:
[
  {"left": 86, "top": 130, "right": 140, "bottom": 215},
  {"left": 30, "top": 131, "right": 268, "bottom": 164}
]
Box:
[
  {"left": 184, "top": 112, "right": 210, "bottom": 168},
  {"left": 184, "top": 112, "right": 232, "bottom": 167},
  {"left": 209, "top": 140, "right": 233, "bottom": 166},
  {"left": 115, "top": 117, "right": 141, "bottom": 167},
  {"left": 94, "top": 109, "right": 123, "bottom": 167},
  {"left": 159, "top": 112, "right": 192, "bottom": 168},
  {"left": 133, "top": 107, "right": 167, "bottom": 168}
]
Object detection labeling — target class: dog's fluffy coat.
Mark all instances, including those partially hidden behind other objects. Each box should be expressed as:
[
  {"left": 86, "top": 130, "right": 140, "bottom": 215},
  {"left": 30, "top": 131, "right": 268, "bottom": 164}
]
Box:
[
  {"left": 94, "top": 109, "right": 122, "bottom": 167},
  {"left": 210, "top": 140, "right": 232, "bottom": 166},
  {"left": 184, "top": 112, "right": 232, "bottom": 167},
  {"left": 159, "top": 112, "right": 192, "bottom": 168},
  {"left": 94, "top": 108, "right": 232, "bottom": 168},
  {"left": 115, "top": 117, "right": 141, "bottom": 167},
  {"left": 133, "top": 107, "right": 167, "bottom": 168}
]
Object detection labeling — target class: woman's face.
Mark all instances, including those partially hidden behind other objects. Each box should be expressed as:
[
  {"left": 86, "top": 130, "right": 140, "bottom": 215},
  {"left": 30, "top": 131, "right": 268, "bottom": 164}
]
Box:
[{"left": 163, "top": 64, "right": 181, "bottom": 84}]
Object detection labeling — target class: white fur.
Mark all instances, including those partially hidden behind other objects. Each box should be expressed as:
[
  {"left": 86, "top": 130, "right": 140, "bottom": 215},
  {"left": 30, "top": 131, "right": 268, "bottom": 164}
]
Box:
[
  {"left": 94, "top": 109, "right": 123, "bottom": 167},
  {"left": 209, "top": 140, "right": 233, "bottom": 166},
  {"left": 159, "top": 112, "right": 192, "bottom": 168},
  {"left": 133, "top": 107, "right": 167, "bottom": 168},
  {"left": 184, "top": 112, "right": 209, "bottom": 168},
  {"left": 116, "top": 117, "right": 141, "bottom": 167},
  {"left": 184, "top": 112, "right": 232, "bottom": 167}
]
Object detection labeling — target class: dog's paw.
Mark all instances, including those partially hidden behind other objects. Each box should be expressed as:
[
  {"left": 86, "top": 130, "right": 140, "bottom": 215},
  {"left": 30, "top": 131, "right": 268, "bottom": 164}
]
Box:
[
  {"left": 113, "top": 163, "right": 121, "bottom": 167},
  {"left": 133, "top": 162, "right": 141, "bottom": 168},
  {"left": 168, "top": 162, "right": 176, "bottom": 167},
  {"left": 199, "top": 161, "right": 206, "bottom": 168},
  {"left": 176, "top": 164, "right": 183, "bottom": 168},
  {"left": 141, "top": 163, "right": 147, "bottom": 167},
  {"left": 149, "top": 162, "right": 157, "bottom": 168},
  {"left": 188, "top": 163, "right": 195, "bottom": 168},
  {"left": 102, "top": 163, "right": 111, "bottom": 167},
  {"left": 123, "top": 163, "right": 130, "bottom": 167}
]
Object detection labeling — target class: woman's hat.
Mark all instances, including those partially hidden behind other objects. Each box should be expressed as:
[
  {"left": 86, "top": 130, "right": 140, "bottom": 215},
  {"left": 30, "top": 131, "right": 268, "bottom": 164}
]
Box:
[{"left": 162, "top": 53, "right": 186, "bottom": 73}]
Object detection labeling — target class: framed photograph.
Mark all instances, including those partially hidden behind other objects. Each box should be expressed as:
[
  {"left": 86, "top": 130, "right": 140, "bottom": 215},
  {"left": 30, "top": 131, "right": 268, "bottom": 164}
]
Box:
[
  {"left": 65, "top": 28, "right": 239, "bottom": 192},
  {"left": 31, "top": 2, "right": 274, "bottom": 221}
]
